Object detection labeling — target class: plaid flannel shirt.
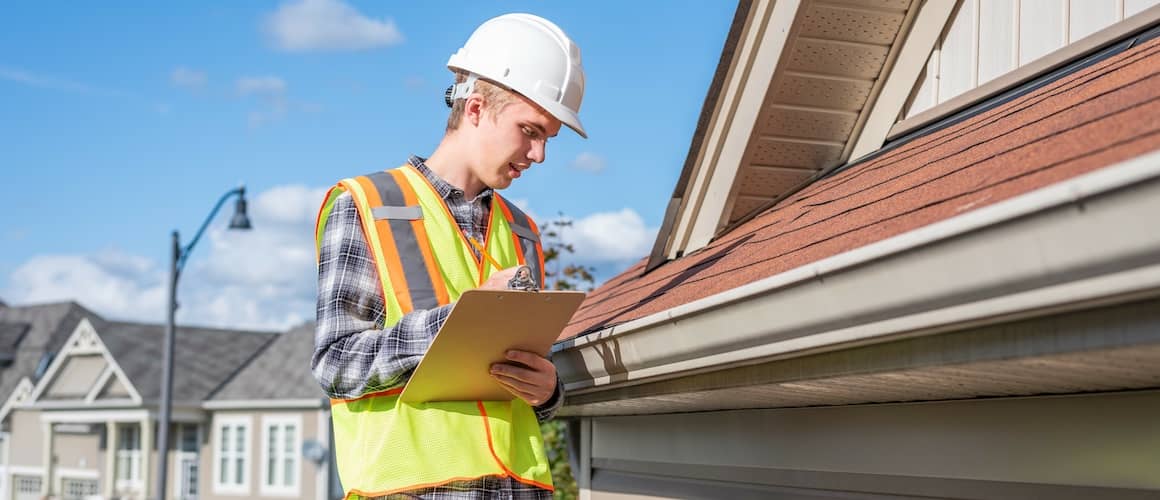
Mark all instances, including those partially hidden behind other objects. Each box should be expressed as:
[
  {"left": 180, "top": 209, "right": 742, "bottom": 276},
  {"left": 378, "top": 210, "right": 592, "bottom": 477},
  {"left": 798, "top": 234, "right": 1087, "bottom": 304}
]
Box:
[{"left": 313, "top": 157, "right": 560, "bottom": 499}]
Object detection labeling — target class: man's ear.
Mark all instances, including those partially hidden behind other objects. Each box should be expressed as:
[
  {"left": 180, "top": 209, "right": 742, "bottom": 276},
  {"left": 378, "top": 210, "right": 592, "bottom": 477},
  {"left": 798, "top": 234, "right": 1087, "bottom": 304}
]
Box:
[{"left": 463, "top": 94, "right": 485, "bottom": 127}]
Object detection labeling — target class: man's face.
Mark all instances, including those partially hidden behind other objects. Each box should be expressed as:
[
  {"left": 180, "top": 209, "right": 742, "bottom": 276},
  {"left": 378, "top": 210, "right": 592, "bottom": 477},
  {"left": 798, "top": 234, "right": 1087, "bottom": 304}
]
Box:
[{"left": 470, "top": 93, "right": 563, "bottom": 191}]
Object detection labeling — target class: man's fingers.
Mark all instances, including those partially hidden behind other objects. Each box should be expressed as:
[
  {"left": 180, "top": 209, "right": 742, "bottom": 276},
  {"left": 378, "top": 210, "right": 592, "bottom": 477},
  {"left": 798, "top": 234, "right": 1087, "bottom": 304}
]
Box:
[
  {"left": 492, "top": 374, "right": 547, "bottom": 405},
  {"left": 491, "top": 350, "right": 556, "bottom": 405},
  {"left": 490, "top": 362, "right": 543, "bottom": 385},
  {"left": 505, "top": 350, "right": 552, "bottom": 370}
]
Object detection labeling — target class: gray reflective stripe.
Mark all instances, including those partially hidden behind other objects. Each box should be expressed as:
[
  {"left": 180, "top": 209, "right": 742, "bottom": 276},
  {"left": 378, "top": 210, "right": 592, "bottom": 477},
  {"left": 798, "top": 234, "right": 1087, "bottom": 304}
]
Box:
[
  {"left": 371, "top": 205, "right": 423, "bottom": 221},
  {"left": 365, "top": 171, "right": 440, "bottom": 311},
  {"left": 500, "top": 197, "right": 544, "bottom": 289},
  {"left": 520, "top": 238, "right": 542, "bottom": 289},
  {"left": 509, "top": 222, "right": 540, "bottom": 243}
]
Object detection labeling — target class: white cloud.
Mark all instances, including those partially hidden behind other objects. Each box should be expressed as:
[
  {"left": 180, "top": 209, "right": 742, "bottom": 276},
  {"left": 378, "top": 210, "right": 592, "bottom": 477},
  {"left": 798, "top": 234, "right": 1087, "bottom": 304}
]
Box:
[
  {"left": 570, "top": 152, "right": 607, "bottom": 173},
  {"left": 0, "top": 65, "right": 130, "bottom": 98},
  {"left": 7, "top": 252, "right": 168, "bottom": 323},
  {"left": 2, "top": 184, "right": 330, "bottom": 331},
  {"left": 3, "top": 190, "right": 656, "bottom": 329},
  {"left": 237, "top": 76, "right": 289, "bottom": 128},
  {"left": 237, "top": 76, "right": 287, "bottom": 96},
  {"left": 264, "top": 0, "right": 404, "bottom": 52},
  {"left": 556, "top": 209, "right": 656, "bottom": 262},
  {"left": 171, "top": 66, "right": 207, "bottom": 89}
]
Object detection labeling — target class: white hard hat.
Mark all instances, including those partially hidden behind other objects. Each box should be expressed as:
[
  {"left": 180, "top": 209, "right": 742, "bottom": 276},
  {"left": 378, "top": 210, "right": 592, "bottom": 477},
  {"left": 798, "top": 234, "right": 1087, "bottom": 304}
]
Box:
[{"left": 447, "top": 13, "right": 587, "bottom": 138}]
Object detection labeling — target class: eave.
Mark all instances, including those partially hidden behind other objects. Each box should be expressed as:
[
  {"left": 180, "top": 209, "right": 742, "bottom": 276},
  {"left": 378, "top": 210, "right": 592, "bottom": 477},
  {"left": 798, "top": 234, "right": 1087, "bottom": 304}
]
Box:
[{"left": 553, "top": 149, "right": 1160, "bottom": 416}]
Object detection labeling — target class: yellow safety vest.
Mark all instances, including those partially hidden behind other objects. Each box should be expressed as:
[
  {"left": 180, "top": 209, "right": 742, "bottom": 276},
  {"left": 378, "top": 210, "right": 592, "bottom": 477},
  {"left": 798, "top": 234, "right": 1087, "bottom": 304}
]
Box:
[{"left": 315, "top": 165, "right": 552, "bottom": 498}]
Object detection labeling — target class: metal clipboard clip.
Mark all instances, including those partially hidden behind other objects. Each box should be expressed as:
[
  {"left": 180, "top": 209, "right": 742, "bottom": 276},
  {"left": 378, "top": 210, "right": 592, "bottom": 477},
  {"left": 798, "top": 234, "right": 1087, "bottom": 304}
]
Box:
[{"left": 505, "top": 265, "right": 540, "bottom": 292}]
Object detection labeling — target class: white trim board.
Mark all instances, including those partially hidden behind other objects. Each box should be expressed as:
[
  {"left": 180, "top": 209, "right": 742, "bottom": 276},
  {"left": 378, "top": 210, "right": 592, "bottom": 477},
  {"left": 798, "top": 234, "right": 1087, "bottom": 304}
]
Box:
[{"left": 203, "top": 399, "right": 326, "bottom": 410}]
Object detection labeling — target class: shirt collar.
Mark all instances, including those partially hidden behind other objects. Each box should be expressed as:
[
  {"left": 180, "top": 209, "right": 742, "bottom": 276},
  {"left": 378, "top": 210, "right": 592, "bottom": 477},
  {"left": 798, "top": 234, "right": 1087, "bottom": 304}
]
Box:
[{"left": 409, "top": 155, "right": 493, "bottom": 202}]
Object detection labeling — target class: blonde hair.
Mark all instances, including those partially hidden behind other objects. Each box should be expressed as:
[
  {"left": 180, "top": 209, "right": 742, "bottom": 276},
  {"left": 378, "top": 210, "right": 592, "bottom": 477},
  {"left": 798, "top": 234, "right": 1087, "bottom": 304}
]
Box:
[{"left": 446, "top": 71, "right": 516, "bottom": 132}]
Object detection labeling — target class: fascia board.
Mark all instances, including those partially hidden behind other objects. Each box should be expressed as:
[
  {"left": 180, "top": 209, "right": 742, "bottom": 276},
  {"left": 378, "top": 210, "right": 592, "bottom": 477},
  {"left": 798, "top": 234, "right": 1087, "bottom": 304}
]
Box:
[
  {"left": 554, "top": 148, "right": 1160, "bottom": 394},
  {"left": 670, "top": 0, "right": 803, "bottom": 257}
]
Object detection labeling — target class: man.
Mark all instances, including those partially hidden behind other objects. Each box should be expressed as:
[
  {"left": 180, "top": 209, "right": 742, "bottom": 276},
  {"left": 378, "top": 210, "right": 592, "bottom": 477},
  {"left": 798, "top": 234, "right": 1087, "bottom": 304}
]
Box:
[{"left": 312, "top": 12, "right": 586, "bottom": 500}]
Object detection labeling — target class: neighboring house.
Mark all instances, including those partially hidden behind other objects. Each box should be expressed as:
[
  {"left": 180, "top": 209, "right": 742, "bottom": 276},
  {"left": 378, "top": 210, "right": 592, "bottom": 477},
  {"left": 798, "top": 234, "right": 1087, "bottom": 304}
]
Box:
[
  {"left": 0, "top": 301, "right": 335, "bottom": 500},
  {"left": 553, "top": 1, "right": 1160, "bottom": 498},
  {"left": 205, "top": 323, "right": 336, "bottom": 500}
]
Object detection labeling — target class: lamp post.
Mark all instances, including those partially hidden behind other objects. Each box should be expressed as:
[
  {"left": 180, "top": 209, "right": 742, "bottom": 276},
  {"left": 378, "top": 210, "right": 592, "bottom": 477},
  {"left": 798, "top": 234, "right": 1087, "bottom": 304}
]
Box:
[{"left": 156, "top": 186, "right": 251, "bottom": 500}]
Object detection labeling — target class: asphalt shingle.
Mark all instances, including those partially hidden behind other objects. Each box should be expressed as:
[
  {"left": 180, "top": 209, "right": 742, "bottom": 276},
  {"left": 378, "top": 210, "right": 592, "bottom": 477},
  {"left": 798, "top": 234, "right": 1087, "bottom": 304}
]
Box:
[{"left": 211, "top": 322, "right": 323, "bottom": 401}]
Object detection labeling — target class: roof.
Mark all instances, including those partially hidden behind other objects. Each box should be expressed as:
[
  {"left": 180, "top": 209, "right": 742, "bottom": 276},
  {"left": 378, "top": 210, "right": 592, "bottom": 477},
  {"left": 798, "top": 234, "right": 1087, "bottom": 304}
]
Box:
[
  {"left": 211, "top": 322, "right": 322, "bottom": 401},
  {"left": 564, "top": 34, "right": 1160, "bottom": 339},
  {"left": 0, "top": 301, "right": 99, "bottom": 401},
  {"left": 98, "top": 320, "right": 277, "bottom": 404},
  {"left": 0, "top": 322, "right": 30, "bottom": 355}
]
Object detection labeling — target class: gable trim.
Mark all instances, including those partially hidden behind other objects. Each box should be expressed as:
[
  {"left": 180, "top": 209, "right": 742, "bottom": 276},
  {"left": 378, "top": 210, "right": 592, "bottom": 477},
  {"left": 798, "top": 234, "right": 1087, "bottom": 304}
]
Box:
[
  {"left": 83, "top": 364, "right": 116, "bottom": 403},
  {"left": 669, "top": 0, "right": 804, "bottom": 257},
  {"left": 848, "top": 0, "right": 957, "bottom": 160},
  {"left": 27, "top": 318, "right": 143, "bottom": 405},
  {"left": 0, "top": 377, "right": 33, "bottom": 422},
  {"left": 646, "top": 0, "right": 755, "bottom": 272}
]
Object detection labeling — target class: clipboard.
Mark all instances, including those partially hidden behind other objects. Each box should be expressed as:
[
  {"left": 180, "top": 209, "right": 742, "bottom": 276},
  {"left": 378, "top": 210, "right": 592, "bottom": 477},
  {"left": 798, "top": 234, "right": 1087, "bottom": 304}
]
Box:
[{"left": 399, "top": 289, "right": 586, "bottom": 403}]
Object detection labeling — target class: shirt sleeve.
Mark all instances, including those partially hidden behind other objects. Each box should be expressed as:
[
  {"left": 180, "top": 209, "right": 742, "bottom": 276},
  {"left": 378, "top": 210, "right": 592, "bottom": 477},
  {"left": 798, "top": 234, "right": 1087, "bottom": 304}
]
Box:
[{"left": 311, "top": 192, "right": 453, "bottom": 399}]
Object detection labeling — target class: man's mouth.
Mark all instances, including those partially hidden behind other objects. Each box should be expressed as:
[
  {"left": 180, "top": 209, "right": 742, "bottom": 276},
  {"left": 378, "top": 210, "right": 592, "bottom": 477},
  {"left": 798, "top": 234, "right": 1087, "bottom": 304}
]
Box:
[{"left": 508, "top": 163, "right": 522, "bottom": 179}]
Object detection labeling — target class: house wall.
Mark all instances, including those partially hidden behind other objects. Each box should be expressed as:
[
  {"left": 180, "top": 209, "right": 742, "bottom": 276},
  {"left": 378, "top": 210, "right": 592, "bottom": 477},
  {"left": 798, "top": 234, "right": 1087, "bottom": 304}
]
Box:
[
  {"left": 579, "top": 390, "right": 1160, "bottom": 499},
  {"left": 7, "top": 410, "right": 41, "bottom": 466},
  {"left": 43, "top": 355, "right": 104, "bottom": 399},
  {"left": 200, "top": 409, "right": 324, "bottom": 500},
  {"left": 907, "top": 0, "right": 1160, "bottom": 117},
  {"left": 51, "top": 432, "right": 100, "bottom": 474}
]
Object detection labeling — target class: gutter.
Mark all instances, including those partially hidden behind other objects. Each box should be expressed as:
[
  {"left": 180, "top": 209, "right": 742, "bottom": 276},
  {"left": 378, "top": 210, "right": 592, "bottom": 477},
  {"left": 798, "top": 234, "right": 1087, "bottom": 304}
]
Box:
[{"left": 553, "top": 148, "right": 1160, "bottom": 394}]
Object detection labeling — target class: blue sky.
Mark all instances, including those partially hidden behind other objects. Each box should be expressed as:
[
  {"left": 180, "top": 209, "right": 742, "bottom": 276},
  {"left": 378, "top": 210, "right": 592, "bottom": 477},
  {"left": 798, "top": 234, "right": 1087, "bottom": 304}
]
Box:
[{"left": 0, "top": 1, "right": 738, "bottom": 330}]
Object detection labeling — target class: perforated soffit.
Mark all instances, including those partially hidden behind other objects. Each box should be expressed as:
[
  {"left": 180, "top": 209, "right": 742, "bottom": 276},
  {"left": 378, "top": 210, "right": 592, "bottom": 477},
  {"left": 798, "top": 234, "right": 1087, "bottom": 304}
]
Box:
[{"left": 726, "top": 0, "right": 911, "bottom": 225}]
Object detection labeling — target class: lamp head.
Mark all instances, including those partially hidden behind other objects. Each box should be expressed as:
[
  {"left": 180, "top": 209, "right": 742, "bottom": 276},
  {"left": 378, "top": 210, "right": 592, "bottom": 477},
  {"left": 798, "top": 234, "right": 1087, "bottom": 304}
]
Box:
[{"left": 229, "top": 187, "right": 252, "bottom": 230}]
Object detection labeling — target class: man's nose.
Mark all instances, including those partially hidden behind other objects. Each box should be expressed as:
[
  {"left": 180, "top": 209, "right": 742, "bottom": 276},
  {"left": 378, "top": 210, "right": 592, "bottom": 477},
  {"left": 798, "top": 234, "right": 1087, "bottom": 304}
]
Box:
[{"left": 528, "top": 141, "right": 546, "bottom": 164}]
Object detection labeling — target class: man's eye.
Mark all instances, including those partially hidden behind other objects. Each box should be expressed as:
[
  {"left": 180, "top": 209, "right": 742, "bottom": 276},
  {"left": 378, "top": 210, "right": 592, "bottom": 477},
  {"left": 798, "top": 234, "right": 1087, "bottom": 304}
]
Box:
[{"left": 522, "top": 126, "right": 538, "bottom": 138}]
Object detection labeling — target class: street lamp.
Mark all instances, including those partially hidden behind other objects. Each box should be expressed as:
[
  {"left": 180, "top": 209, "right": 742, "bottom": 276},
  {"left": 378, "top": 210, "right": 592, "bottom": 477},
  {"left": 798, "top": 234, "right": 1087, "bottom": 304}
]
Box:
[{"left": 156, "top": 186, "right": 251, "bottom": 500}]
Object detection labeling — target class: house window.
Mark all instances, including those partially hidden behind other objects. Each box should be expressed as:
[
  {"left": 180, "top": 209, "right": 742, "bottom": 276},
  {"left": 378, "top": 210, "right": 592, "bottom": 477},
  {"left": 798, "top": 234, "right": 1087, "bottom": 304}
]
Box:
[
  {"left": 13, "top": 477, "right": 41, "bottom": 500},
  {"left": 261, "top": 415, "right": 301, "bottom": 496},
  {"left": 61, "top": 478, "right": 99, "bottom": 500},
  {"left": 177, "top": 424, "right": 200, "bottom": 500},
  {"left": 214, "top": 416, "right": 251, "bottom": 494},
  {"left": 115, "top": 424, "right": 142, "bottom": 488}
]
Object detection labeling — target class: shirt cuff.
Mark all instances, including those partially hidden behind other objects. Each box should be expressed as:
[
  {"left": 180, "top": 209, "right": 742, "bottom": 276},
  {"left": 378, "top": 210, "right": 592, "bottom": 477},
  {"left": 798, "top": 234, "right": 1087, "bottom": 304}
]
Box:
[{"left": 533, "top": 376, "right": 565, "bottom": 422}]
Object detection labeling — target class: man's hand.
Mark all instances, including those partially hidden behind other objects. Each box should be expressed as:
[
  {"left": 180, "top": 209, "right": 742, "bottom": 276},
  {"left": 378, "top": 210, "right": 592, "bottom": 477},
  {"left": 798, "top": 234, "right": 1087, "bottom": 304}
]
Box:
[
  {"left": 490, "top": 350, "right": 557, "bottom": 406},
  {"left": 480, "top": 267, "right": 520, "bottom": 290}
]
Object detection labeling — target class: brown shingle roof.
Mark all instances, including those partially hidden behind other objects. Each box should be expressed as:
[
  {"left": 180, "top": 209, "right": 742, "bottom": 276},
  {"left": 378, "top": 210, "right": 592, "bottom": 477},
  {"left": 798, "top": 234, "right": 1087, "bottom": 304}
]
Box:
[{"left": 563, "top": 36, "right": 1160, "bottom": 339}]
